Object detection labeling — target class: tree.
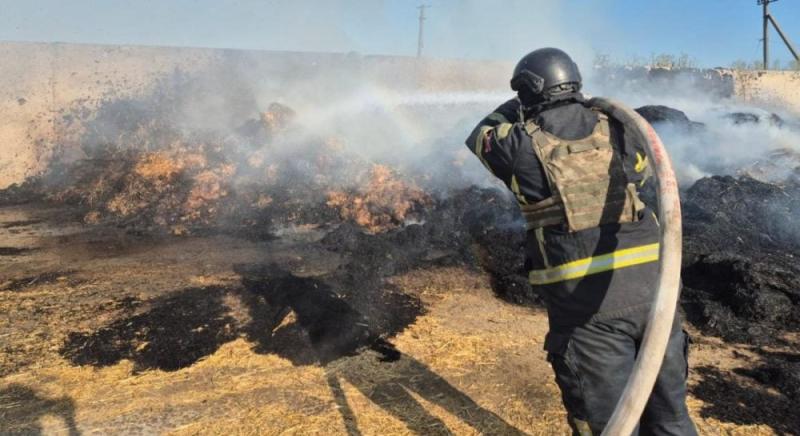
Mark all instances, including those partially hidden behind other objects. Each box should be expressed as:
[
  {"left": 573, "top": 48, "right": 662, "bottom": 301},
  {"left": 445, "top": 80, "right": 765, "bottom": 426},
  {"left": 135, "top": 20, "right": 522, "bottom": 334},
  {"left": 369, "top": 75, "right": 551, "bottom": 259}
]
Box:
[{"left": 730, "top": 59, "right": 750, "bottom": 70}]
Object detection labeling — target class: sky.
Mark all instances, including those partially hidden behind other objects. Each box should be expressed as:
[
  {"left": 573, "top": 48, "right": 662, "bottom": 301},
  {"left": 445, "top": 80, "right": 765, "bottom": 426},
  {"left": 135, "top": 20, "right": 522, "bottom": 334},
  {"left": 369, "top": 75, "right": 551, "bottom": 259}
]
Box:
[{"left": 0, "top": 0, "right": 799, "bottom": 68}]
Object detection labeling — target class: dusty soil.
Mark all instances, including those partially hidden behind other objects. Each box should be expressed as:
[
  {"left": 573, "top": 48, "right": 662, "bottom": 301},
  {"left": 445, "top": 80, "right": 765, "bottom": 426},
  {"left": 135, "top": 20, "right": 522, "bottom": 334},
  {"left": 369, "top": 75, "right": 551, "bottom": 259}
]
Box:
[{"left": 1, "top": 203, "right": 797, "bottom": 435}]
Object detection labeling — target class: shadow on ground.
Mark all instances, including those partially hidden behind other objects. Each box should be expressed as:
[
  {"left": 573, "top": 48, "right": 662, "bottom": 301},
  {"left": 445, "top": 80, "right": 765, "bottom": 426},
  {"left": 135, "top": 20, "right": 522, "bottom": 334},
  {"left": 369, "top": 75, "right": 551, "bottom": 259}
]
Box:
[
  {"left": 59, "top": 263, "right": 524, "bottom": 434},
  {"left": 327, "top": 348, "right": 525, "bottom": 436},
  {"left": 0, "top": 384, "right": 80, "bottom": 436}
]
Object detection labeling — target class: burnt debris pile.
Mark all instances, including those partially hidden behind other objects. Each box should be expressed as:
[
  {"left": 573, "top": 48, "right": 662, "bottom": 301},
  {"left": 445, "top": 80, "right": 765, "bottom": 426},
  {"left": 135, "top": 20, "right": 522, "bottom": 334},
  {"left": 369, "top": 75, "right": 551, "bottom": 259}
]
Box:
[
  {"left": 680, "top": 175, "right": 800, "bottom": 344},
  {"left": 635, "top": 105, "right": 705, "bottom": 132}
]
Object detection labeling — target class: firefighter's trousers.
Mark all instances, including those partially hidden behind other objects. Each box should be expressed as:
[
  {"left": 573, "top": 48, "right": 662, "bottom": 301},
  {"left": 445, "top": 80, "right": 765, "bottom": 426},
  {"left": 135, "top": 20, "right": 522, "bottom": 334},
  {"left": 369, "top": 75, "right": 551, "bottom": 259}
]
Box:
[{"left": 545, "top": 309, "right": 698, "bottom": 435}]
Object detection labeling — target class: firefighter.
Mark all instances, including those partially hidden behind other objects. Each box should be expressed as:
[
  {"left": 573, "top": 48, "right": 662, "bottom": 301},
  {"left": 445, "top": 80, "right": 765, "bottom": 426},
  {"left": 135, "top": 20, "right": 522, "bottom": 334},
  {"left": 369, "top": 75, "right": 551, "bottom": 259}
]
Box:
[{"left": 466, "top": 48, "right": 697, "bottom": 435}]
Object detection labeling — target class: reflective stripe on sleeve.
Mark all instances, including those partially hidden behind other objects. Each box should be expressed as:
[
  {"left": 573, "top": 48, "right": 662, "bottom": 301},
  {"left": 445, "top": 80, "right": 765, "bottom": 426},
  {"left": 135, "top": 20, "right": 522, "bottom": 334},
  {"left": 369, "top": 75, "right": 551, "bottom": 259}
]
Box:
[
  {"left": 495, "top": 122, "right": 513, "bottom": 140},
  {"left": 487, "top": 112, "right": 510, "bottom": 124},
  {"left": 510, "top": 175, "right": 528, "bottom": 205},
  {"left": 529, "top": 243, "right": 659, "bottom": 285}
]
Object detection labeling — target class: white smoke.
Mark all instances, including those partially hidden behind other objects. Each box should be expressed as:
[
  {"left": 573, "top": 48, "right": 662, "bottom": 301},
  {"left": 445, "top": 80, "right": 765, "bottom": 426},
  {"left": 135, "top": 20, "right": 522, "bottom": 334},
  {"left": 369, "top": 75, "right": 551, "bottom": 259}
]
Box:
[{"left": 588, "top": 71, "right": 800, "bottom": 185}]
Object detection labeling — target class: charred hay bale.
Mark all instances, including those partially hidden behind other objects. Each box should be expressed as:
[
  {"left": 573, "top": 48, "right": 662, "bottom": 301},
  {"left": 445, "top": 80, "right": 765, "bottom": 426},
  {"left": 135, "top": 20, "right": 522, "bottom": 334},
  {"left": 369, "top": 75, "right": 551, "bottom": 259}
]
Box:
[
  {"left": 682, "top": 253, "right": 794, "bottom": 322},
  {"left": 723, "top": 111, "right": 784, "bottom": 127},
  {"left": 680, "top": 175, "right": 800, "bottom": 344},
  {"left": 440, "top": 187, "right": 540, "bottom": 305},
  {"left": 320, "top": 186, "right": 541, "bottom": 305},
  {"left": 635, "top": 105, "right": 705, "bottom": 131},
  {"left": 62, "top": 149, "right": 237, "bottom": 233},
  {"left": 681, "top": 251, "right": 800, "bottom": 344},
  {"left": 682, "top": 175, "right": 800, "bottom": 253},
  {"left": 0, "top": 179, "right": 44, "bottom": 206}
]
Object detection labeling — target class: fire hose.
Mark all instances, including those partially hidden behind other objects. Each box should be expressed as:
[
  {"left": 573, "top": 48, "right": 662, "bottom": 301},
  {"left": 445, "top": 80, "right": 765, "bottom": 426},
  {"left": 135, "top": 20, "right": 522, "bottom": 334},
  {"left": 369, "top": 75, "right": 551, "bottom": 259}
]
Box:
[{"left": 588, "top": 98, "right": 683, "bottom": 435}]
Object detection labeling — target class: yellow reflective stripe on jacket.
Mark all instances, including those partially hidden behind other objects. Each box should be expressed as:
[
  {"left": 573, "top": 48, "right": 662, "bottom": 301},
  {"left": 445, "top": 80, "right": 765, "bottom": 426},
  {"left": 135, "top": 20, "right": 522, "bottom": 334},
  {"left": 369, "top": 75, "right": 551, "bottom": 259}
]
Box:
[
  {"left": 510, "top": 175, "right": 528, "bottom": 205},
  {"left": 487, "top": 112, "right": 510, "bottom": 124},
  {"left": 495, "top": 122, "right": 513, "bottom": 140},
  {"left": 474, "top": 125, "right": 493, "bottom": 170},
  {"left": 529, "top": 243, "right": 660, "bottom": 285}
]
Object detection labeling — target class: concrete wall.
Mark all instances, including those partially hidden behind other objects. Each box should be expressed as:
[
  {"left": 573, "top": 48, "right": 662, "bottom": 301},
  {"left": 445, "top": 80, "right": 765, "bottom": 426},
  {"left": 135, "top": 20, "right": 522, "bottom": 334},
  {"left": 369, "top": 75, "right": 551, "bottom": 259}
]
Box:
[{"left": 730, "top": 70, "right": 800, "bottom": 114}]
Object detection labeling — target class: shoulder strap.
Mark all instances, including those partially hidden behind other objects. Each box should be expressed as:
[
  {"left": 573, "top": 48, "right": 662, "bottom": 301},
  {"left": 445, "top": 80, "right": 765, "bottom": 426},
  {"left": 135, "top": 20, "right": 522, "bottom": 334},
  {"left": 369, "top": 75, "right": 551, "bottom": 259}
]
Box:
[{"left": 593, "top": 112, "right": 611, "bottom": 137}]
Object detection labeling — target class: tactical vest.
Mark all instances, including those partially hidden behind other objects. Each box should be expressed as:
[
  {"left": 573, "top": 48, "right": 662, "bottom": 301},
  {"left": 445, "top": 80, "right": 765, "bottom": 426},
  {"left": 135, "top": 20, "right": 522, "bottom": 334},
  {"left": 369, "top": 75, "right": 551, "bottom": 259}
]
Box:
[{"left": 519, "top": 111, "right": 645, "bottom": 233}]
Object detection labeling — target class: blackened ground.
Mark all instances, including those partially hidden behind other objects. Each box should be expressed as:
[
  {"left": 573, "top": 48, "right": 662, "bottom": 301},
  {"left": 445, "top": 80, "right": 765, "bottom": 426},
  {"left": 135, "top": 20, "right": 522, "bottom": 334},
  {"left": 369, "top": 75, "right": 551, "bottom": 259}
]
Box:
[
  {"left": 1, "top": 271, "right": 80, "bottom": 292},
  {"left": 692, "top": 365, "right": 799, "bottom": 434},
  {"left": 0, "top": 247, "right": 36, "bottom": 256},
  {"left": 61, "top": 256, "right": 425, "bottom": 371},
  {"left": 235, "top": 264, "right": 415, "bottom": 364},
  {"left": 736, "top": 349, "right": 800, "bottom": 401},
  {"left": 57, "top": 183, "right": 538, "bottom": 372},
  {"left": 61, "top": 287, "right": 237, "bottom": 371}
]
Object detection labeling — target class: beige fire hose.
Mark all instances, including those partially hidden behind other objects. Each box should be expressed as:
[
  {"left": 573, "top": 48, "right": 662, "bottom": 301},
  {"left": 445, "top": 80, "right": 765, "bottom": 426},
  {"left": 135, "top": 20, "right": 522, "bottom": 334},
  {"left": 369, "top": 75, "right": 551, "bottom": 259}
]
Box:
[{"left": 588, "top": 98, "right": 683, "bottom": 436}]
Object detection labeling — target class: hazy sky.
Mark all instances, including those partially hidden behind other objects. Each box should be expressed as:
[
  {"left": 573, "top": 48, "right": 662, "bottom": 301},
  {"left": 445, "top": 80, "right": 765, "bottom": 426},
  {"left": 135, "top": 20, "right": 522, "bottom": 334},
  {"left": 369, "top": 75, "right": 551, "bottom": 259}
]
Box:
[{"left": 1, "top": 0, "right": 799, "bottom": 68}]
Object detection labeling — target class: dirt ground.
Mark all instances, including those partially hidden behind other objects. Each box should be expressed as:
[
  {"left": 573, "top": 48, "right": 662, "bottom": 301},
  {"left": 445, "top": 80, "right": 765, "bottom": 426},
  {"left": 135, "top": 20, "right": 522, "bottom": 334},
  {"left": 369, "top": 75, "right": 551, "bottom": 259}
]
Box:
[{"left": 0, "top": 203, "right": 796, "bottom": 435}]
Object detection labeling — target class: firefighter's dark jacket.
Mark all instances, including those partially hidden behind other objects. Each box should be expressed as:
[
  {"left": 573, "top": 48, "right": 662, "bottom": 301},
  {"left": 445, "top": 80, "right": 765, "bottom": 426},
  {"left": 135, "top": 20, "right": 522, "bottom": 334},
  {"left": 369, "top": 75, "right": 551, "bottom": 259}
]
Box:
[{"left": 466, "top": 94, "right": 660, "bottom": 330}]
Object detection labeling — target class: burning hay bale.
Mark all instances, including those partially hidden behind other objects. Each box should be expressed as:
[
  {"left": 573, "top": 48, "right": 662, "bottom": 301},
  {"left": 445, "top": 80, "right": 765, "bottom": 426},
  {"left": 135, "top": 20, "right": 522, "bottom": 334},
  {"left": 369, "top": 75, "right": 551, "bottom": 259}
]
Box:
[
  {"left": 236, "top": 102, "right": 297, "bottom": 143},
  {"left": 260, "top": 102, "right": 296, "bottom": 133},
  {"left": 326, "top": 164, "right": 432, "bottom": 233},
  {"left": 7, "top": 88, "right": 367, "bottom": 236},
  {"left": 46, "top": 143, "right": 237, "bottom": 234}
]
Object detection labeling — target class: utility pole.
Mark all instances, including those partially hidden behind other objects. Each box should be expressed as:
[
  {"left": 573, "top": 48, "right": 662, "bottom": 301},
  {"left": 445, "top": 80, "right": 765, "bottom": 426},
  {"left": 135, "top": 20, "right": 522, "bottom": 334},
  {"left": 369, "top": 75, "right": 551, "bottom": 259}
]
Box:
[
  {"left": 761, "top": 0, "right": 772, "bottom": 68},
  {"left": 767, "top": 11, "right": 800, "bottom": 62},
  {"left": 417, "top": 4, "right": 430, "bottom": 58},
  {"left": 758, "top": 0, "right": 799, "bottom": 69}
]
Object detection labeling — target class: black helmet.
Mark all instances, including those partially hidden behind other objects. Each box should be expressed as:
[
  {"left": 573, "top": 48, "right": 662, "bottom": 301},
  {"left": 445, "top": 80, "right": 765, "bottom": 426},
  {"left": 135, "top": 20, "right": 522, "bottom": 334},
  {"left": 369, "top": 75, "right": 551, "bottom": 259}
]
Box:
[{"left": 510, "top": 48, "right": 582, "bottom": 106}]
